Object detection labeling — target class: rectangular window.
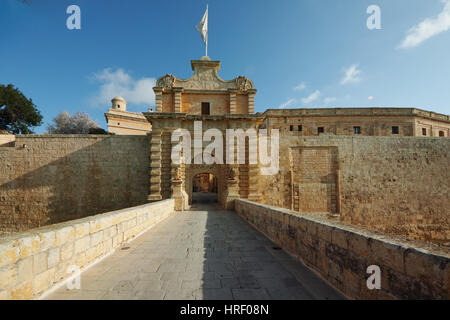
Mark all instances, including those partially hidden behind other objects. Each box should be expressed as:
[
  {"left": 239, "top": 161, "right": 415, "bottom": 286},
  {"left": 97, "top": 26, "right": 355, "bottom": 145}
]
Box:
[
  {"left": 353, "top": 126, "right": 361, "bottom": 134},
  {"left": 318, "top": 127, "right": 324, "bottom": 134},
  {"left": 201, "top": 102, "right": 210, "bottom": 115},
  {"left": 392, "top": 126, "right": 399, "bottom": 134},
  {"left": 422, "top": 128, "right": 427, "bottom": 136},
  {"left": 439, "top": 131, "right": 445, "bottom": 137},
  {"left": 298, "top": 125, "right": 302, "bottom": 132},
  {"left": 289, "top": 125, "right": 294, "bottom": 131}
]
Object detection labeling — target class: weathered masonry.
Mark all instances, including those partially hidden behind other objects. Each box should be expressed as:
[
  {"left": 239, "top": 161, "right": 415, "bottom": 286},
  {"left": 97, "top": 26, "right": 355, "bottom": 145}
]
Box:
[{"left": 1, "top": 56, "right": 449, "bottom": 245}]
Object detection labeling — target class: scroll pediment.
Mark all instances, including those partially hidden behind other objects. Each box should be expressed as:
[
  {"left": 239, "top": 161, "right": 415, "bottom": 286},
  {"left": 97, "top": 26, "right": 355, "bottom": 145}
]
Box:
[{"left": 154, "top": 60, "right": 255, "bottom": 92}]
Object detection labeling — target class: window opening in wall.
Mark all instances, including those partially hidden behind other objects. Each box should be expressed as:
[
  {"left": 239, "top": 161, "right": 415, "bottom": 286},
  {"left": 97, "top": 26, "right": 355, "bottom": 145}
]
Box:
[
  {"left": 318, "top": 127, "right": 324, "bottom": 134},
  {"left": 201, "top": 102, "right": 210, "bottom": 115},
  {"left": 392, "top": 126, "right": 399, "bottom": 134},
  {"left": 422, "top": 128, "right": 427, "bottom": 136},
  {"left": 353, "top": 126, "right": 361, "bottom": 134}
]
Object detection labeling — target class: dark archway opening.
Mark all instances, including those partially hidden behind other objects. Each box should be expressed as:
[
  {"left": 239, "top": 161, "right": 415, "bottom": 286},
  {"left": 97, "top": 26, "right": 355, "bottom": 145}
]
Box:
[{"left": 192, "top": 173, "right": 218, "bottom": 204}]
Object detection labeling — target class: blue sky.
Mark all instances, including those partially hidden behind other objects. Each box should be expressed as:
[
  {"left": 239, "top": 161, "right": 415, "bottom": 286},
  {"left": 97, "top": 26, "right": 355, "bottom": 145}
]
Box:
[{"left": 1, "top": 0, "right": 450, "bottom": 133}]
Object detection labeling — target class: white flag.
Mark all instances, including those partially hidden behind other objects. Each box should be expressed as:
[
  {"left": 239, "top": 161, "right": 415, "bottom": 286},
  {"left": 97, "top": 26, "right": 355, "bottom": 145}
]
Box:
[{"left": 195, "top": 5, "right": 208, "bottom": 47}]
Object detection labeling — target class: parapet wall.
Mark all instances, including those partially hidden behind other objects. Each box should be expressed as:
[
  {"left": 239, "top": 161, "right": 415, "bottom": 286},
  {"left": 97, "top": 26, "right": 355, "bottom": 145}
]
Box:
[
  {"left": 0, "top": 135, "right": 150, "bottom": 232},
  {"left": 259, "top": 135, "right": 450, "bottom": 243},
  {"left": 0, "top": 199, "right": 174, "bottom": 300},
  {"left": 235, "top": 199, "right": 449, "bottom": 299}
]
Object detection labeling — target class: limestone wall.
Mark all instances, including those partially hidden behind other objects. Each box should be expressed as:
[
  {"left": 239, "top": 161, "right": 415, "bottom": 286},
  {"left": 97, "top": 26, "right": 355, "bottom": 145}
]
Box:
[
  {"left": 0, "top": 199, "right": 174, "bottom": 300},
  {"left": 259, "top": 135, "right": 450, "bottom": 243},
  {"left": 235, "top": 199, "right": 449, "bottom": 299},
  {"left": 0, "top": 135, "right": 150, "bottom": 232}
]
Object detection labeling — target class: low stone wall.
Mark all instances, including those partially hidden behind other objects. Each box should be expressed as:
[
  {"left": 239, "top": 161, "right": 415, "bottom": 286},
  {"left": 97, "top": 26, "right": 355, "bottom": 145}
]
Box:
[
  {"left": 235, "top": 199, "right": 449, "bottom": 299},
  {"left": 0, "top": 199, "right": 174, "bottom": 300}
]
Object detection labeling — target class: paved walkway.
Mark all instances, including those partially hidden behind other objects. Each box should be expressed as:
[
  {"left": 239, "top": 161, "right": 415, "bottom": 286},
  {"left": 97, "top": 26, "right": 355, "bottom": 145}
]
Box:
[{"left": 45, "top": 201, "right": 344, "bottom": 300}]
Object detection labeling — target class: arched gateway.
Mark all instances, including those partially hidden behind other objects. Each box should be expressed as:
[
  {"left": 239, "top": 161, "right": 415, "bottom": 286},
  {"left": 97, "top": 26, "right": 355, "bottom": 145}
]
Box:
[{"left": 144, "top": 56, "right": 262, "bottom": 211}]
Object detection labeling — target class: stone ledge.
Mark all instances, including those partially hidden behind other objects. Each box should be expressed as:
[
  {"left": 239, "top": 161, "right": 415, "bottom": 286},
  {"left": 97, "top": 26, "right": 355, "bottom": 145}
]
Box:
[
  {"left": 0, "top": 199, "right": 174, "bottom": 300},
  {"left": 235, "top": 199, "right": 449, "bottom": 300}
]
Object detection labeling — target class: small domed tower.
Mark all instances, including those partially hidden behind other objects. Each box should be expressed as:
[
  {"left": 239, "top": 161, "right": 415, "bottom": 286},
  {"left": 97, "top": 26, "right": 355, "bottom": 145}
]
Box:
[{"left": 111, "top": 96, "right": 127, "bottom": 111}]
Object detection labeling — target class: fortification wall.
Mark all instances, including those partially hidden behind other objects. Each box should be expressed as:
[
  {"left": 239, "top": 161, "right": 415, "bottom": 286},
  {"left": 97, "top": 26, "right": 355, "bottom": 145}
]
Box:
[
  {"left": 0, "top": 135, "right": 150, "bottom": 233},
  {"left": 235, "top": 199, "right": 449, "bottom": 299},
  {"left": 0, "top": 199, "right": 174, "bottom": 300},
  {"left": 259, "top": 135, "right": 450, "bottom": 243}
]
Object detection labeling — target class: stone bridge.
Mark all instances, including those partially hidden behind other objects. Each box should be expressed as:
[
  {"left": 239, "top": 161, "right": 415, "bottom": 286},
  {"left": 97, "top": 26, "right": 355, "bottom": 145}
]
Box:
[
  {"left": 43, "top": 195, "right": 343, "bottom": 300},
  {"left": 1, "top": 195, "right": 447, "bottom": 300}
]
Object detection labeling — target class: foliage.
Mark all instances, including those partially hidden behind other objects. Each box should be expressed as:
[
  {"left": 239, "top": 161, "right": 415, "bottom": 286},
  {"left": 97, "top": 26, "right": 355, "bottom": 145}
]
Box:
[
  {"left": 0, "top": 84, "right": 43, "bottom": 134},
  {"left": 47, "top": 111, "right": 102, "bottom": 134}
]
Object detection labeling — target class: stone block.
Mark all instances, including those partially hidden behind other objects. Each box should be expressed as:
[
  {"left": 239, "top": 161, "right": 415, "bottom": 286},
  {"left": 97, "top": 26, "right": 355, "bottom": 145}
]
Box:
[
  {"left": 74, "top": 222, "right": 90, "bottom": 239},
  {"left": 18, "top": 234, "right": 40, "bottom": 259},
  {"left": 0, "top": 290, "right": 9, "bottom": 300},
  {"left": 33, "top": 251, "right": 48, "bottom": 275},
  {"left": 0, "top": 264, "right": 17, "bottom": 289},
  {"left": 369, "top": 240, "right": 405, "bottom": 273},
  {"left": 33, "top": 268, "right": 55, "bottom": 295},
  {"left": 55, "top": 226, "right": 75, "bottom": 245},
  {"left": 331, "top": 229, "right": 348, "bottom": 249},
  {"left": 38, "top": 230, "right": 56, "bottom": 251},
  {"left": 17, "top": 256, "right": 33, "bottom": 284},
  {"left": 10, "top": 280, "right": 33, "bottom": 300},
  {"left": 47, "top": 247, "right": 60, "bottom": 268},
  {"left": 90, "top": 231, "right": 103, "bottom": 247},
  {"left": 0, "top": 239, "right": 19, "bottom": 268},
  {"left": 61, "top": 242, "right": 74, "bottom": 261},
  {"left": 74, "top": 236, "right": 90, "bottom": 254},
  {"left": 403, "top": 249, "right": 447, "bottom": 286},
  {"left": 347, "top": 233, "right": 370, "bottom": 258}
]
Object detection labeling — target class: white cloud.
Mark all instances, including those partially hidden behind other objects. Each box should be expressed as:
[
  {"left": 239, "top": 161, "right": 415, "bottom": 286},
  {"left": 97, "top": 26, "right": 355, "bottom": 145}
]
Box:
[
  {"left": 301, "top": 90, "right": 321, "bottom": 105},
  {"left": 278, "top": 98, "right": 297, "bottom": 109},
  {"left": 399, "top": 0, "right": 450, "bottom": 49},
  {"left": 90, "top": 68, "right": 156, "bottom": 107},
  {"left": 293, "top": 82, "right": 306, "bottom": 91},
  {"left": 324, "top": 97, "right": 337, "bottom": 105},
  {"left": 340, "top": 64, "right": 362, "bottom": 85}
]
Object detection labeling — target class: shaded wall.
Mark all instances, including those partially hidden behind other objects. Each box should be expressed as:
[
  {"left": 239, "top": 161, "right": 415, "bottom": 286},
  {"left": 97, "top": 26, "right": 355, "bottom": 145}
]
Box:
[
  {"left": 236, "top": 199, "right": 449, "bottom": 300},
  {"left": 0, "top": 135, "right": 150, "bottom": 232},
  {"left": 258, "top": 135, "right": 450, "bottom": 243}
]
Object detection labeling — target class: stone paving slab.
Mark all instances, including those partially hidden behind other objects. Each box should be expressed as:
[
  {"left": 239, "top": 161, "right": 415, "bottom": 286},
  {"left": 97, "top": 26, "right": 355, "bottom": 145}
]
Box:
[{"left": 44, "top": 202, "right": 345, "bottom": 300}]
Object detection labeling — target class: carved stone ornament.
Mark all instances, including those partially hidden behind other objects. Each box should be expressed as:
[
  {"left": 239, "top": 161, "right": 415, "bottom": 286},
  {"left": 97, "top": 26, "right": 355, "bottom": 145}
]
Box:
[
  {"left": 227, "top": 168, "right": 236, "bottom": 180},
  {"left": 173, "top": 167, "right": 182, "bottom": 181},
  {"left": 235, "top": 76, "right": 254, "bottom": 92},
  {"left": 156, "top": 74, "right": 175, "bottom": 90}
]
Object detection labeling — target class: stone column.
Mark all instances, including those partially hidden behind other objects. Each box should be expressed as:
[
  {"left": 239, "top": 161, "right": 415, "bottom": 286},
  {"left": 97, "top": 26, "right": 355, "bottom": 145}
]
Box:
[
  {"left": 173, "top": 88, "right": 183, "bottom": 113},
  {"left": 224, "top": 167, "right": 239, "bottom": 210},
  {"left": 247, "top": 89, "right": 257, "bottom": 114},
  {"left": 154, "top": 88, "right": 163, "bottom": 112},
  {"left": 247, "top": 125, "right": 261, "bottom": 202},
  {"left": 148, "top": 128, "right": 163, "bottom": 202},
  {"left": 171, "top": 166, "right": 188, "bottom": 211},
  {"left": 229, "top": 89, "right": 237, "bottom": 114}
]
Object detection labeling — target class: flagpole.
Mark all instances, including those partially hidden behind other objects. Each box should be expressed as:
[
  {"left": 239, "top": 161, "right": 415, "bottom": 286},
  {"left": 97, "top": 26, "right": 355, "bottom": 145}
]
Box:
[{"left": 205, "top": 4, "right": 208, "bottom": 57}]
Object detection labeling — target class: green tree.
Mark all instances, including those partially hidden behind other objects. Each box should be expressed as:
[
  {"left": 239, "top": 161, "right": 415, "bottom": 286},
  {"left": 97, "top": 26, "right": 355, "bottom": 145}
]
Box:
[{"left": 0, "top": 84, "right": 43, "bottom": 134}]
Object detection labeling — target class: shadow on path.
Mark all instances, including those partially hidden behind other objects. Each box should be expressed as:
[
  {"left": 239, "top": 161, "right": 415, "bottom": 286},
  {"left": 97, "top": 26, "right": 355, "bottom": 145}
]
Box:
[{"left": 45, "top": 202, "right": 344, "bottom": 300}]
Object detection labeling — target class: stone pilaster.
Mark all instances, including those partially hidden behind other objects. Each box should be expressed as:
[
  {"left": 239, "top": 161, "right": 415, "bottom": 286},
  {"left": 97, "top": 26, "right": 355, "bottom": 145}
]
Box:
[
  {"left": 148, "top": 128, "right": 163, "bottom": 202},
  {"left": 247, "top": 129, "right": 261, "bottom": 202},
  {"left": 154, "top": 88, "right": 163, "bottom": 112},
  {"left": 247, "top": 164, "right": 261, "bottom": 202},
  {"left": 229, "top": 89, "right": 237, "bottom": 114},
  {"left": 173, "top": 88, "right": 183, "bottom": 113},
  {"left": 247, "top": 89, "right": 257, "bottom": 114},
  {"left": 224, "top": 167, "right": 239, "bottom": 210}
]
